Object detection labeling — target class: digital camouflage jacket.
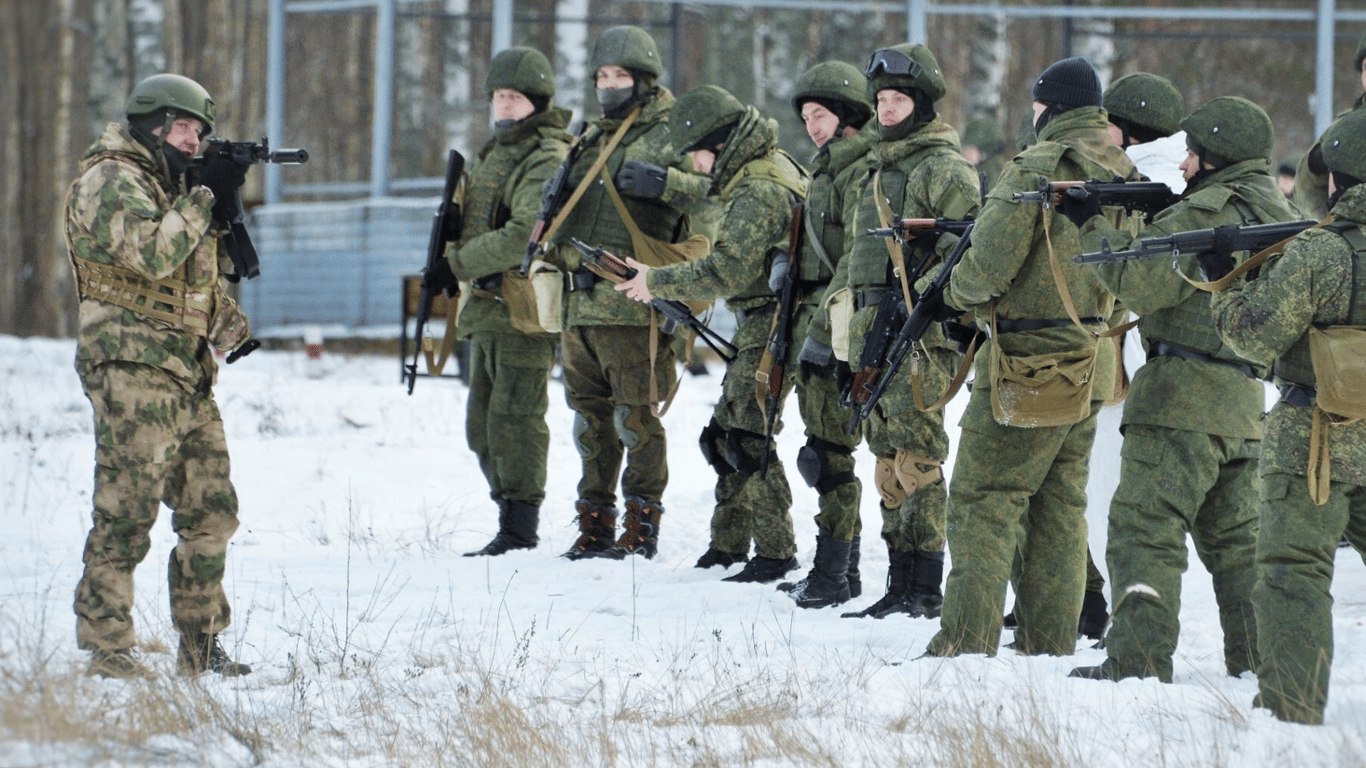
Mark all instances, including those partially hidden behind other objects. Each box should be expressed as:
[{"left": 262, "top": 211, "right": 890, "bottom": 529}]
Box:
[{"left": 448, "top": 107, "right": 573, "bottom": 339}]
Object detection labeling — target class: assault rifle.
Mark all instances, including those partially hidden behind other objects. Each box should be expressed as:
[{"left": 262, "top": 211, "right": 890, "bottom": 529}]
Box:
[
  {"left": 568, "top": 238, "right": 737, "bottom": 363},
  {"left": 1073, "top": 219, "right": 1319, "bottom": 264},
  {"left": 758, "top": 203, "right": 804, "bottom": 479},
  {"left": 187, "top": 136, "right": 309, "bottom": 281},
  {"left": 404, "top": 148, "right": 466, "bottom": 395},
  {"left": 521, "top": 123, "right": 589, "bottom": 276},
  {"left": 863, "top": 216, "right": 973, "bottom": 245},
  {"left": 1012, "top": 177, "right": 1178, "bottom": 219},
  {"left": 846, "top": 223, "right": 975, "bottom": 430}
]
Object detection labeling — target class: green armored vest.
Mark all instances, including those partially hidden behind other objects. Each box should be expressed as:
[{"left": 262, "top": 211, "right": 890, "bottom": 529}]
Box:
[
  {"left": 847, "top": 165, "right": 909, "bottom": 289},
  {"left": 800, "top": 138, "right": 868, "bottom": 283},
  {"left": 1138, "top": 191, "right": 1272, "bottom": 371},
  {"left": 1274, "top": 221, "right": 1366, "bottom": 387}
]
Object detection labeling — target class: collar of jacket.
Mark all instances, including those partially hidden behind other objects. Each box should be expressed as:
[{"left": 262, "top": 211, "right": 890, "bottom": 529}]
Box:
[
  {"left": 868, "top": 117, "right": 961, "bottom": 165},
  {"left": 711, "top": 106, "right": 777, "bottom": 194}
]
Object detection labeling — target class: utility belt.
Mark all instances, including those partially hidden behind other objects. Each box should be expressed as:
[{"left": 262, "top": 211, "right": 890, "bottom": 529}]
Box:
[
  {"left": 1279, "top": 383, "right": 1317, "bottom": 409},
  {"left": 567, "top": 266, "right": 602, "bottom": 292},
  {"left": 993, "top": 316, "right": 1103, "bottom": 335},
  {"left": 734, "top": 302, "right": 778, "bottom": 325},
  {"left": 1148, "top": 340, "right": 1255, "bottom": 379}
]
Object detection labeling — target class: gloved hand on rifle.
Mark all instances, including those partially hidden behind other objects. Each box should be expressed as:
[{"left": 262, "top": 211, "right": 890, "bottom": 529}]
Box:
[
  {"left": 768, "top": 250, "right": 791, "bottom": 293},
  {"left": 914, "top": 288, "right": 961, "bottom": 325},
  {"left": 615, "top": 160, "right": 668, "bottom": 199},
  {"left": 198, "top": 154, "right": 250, "bottom": 222},
  {"left": 797, "top": 334, "right": 834, "bottom": 379},
  {"left": 1056, "top": 186, "right": 1102, "bottom": 229},
  {"left": 1196, "top": 224, "right": 1239, "bottom": 282}
]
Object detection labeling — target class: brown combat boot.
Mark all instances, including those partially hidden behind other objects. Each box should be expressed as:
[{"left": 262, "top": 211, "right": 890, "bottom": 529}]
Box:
[
  {"left": 561, "top": 499, "right": 618, "bottom": 560},
  {"left": 613, "top": 495, "right": 663, "bottom": 559},
  {"left": 178, "top": 633, "right": 252, "bottom": 677},
  {"left": 87, "top": 647, "right": 154, "bottom": 679}
]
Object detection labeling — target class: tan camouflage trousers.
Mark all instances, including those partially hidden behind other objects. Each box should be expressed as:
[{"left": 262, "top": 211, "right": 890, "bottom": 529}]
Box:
[{"left": 74, "top": 362, "right": 239, "bottom": 651}]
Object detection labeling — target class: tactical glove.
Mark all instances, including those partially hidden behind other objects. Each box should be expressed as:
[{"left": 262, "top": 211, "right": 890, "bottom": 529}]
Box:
[
  {"left": 915, "top": 289, "right": 960, "bottom": 324},
  {"left": 768, "top": 250, "right": 791, "bottom": 293},
  {"left": 1196, "top": 225, "right": 1239, "bottom": 282},
  {"left": 615, "top": 160, "right": 668, "bottom": 199},
  {"left": 198, "top": 155, "right": 249, "bottom": 220},
  {"left": 1056, "top": 186, "right": 1102, "bottom": 229}
]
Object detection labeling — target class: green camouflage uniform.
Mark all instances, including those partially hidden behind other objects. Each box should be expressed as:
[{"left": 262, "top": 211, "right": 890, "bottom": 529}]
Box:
[
  {"left": 66, "top": 122, "right": 245, "bottom": 652},
  {"left": 1211, "top": 182, "right": 1366, "bottom": 725},
  {"left": 448, "top": 108, "right": 572, "bottom": 507},
  {"left": 790, "top": 123, "right": 876, "bottom": 545},
  {"left": 834, "top": 117, "right": 980, "bottom": 556},
  {"left": 927, "top": 106, "right": 1140, "bottom": 657},
  {"left": 551, "top": 87, "right": 711, "bottom": 509},
  {"left": 1293, "top": 94, "right": 1366, "bottom": 220},
  {"left": 648, "top": 108, "right": 809, "bottom": 560},
  {"left": 1081, "top": 158, "right": 1303, "bottom": 681}
]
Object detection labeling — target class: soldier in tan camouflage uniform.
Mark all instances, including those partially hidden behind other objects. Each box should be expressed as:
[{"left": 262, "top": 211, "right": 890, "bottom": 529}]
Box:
[
  {"left": 550, "top": 26, "right": 712, "bottom": 560},
  {"left": 616, "top": 85, "right": 810, "bottom": 584},
  {"left": 925, "top": 57, "right": 1141, "bottom": 657},
  {"left": 66, "top": 74, "right": 253, "bottom": 678},
  {"left": 1211, "top": 109, "right": 1366, "bottom": 725},
  {"left": 451, "top": 47, "right": 573, "bottom": 557}
]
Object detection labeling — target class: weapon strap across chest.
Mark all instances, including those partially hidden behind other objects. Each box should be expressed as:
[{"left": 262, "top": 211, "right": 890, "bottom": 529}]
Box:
[{"left": 538, "top": 107, "right": 641, "bottom": 249}]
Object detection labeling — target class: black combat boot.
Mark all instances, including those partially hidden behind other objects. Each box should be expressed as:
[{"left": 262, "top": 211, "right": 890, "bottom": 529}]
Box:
[
  {"left": 1078, "top": 588, "right": 1109, "bottom": 642},
  {"left": 613, "top": 495, "right": 663, "bottom": 559},
  {"left": 695, "top": 548, "right": 749, "bottom": 569},
  {"left": 721, "top": 555, "right": 798, "bottom": 584},
  {"left": 842, "top": 549, "right": 914, "bottom": 618},
  {"left": 905, "top": 550, "right": 945, "bottom": 619},
  {"left": 776, "top": 531, "right": 852, "bottom": 609},
  {"left": 847, "top": 535, "right": 862, "bottom": 598},
  {"left": 561, "top": 499, "right": 618, "bottom": 560},
  {"left": 464, "top": 500, "right": 539, "bottom": 557},
  {"left": 178, "top": 633, "right": 251, "bottom": 677}
]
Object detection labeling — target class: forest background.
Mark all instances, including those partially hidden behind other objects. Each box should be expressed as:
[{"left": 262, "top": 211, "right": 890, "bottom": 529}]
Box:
[{"left": 3, "top": 0, "right": 1360, "bottom": 340}]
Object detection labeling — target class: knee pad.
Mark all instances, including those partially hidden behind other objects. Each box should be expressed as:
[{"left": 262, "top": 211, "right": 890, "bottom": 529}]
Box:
[
  {"left": 874, "top": 450, "right": 943, "bottom": 509},
  {"left": 698, "top": 418, "right": 735, "bottom": 476},
  {"left": 613, "top": 405, "right": 641, "bottom": 450},
  {"left": 724, "top": 428, "right": 769, "bottom": 478},
  {"left": 572, "top": 412, "right": 599, "bottom": 460},
  {"left": 796, "top": 437, "right": 857, "bottom": 494}
]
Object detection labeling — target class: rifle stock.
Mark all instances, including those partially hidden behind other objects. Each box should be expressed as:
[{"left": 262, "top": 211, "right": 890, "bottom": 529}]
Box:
[
  {"left": 758, "top": 203, "right": 804, "bottom": 478},
  {"left": 404, "top": 148, "right": 466, "bottom": 394}
]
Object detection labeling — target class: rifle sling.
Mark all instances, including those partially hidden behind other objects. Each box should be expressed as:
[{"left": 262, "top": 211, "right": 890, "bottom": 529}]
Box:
[
  {"left": 803, "top": 210, "right": 837, "bottom": 275},
  {"left": 421, "top": 312, "right": 460, "bottom": 376},
  {"left": 1040, "top": 205, "right": 1128, "bottom": 339},
  {"left": 755, "top": 204, "right": 806, "bottom": 418},
  {"left": 911, "top": 329, "right": 981, "bottom": 413},
  {"left": 537, "top": 107, "right": 641, "bottom": 250},
  {"left": 1179, "top": 215, "right": 1336, "bottom": 293},
  {"left": 873, "top": 171, "right": 920, "bottom": 314}
]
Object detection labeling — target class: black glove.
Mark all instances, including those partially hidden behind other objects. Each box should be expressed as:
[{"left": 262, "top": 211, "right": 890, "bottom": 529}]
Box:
[
  {"left": 915, "top": 289, "right": 960, "bottom": 324},
  {"left": 1056, "top": 186, "right": 1102, "bottom": 229},
  {"left": 428, "top": 257, "right": 459, "bottom": 298},
  {"left": 768, "top": 251, "right": 791, "bottom": 293},
  {"left": 941, "top": 319, "right": 978, "bottom": 355},
  {"left": 197, "top": 155, "right": 249, "bottom": 219},
  {"left": 615, "top": 160, "right": 668, "bottom": 199},
  {"left": 1196, "top": 224, "right": 1238, "bottom": 282}
]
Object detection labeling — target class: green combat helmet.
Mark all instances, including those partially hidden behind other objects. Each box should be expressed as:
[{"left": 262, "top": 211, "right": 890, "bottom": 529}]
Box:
[
  {"left": 126, "top": 73, "right": 216, "bottom": 137},
  {"left": 864, "top": 43, "right": 947, "bottom": 103},
  {"left": 486, "top": 46, "right": 555, "bottom": 98},
  {"left": 1180, "top": 96, "right": 1274, "bottom": 165},
  {"left": 672, "top": 84, "right": 746, "bottom": 154},
  {"left": 962, "top": 117, "right": 1006, "bottom": 155},
  {"left": 1104, "top": 72, "right": 1183, "bottom": 141},
  {"left": 791, "top": 61, "right": 871, "bottom": 123},
  {"left": 1319, "top": 109, "right": 1366, "bottom": 180},
  {"left": 589, "top": 25, "right": 662, "bottom": 78}
]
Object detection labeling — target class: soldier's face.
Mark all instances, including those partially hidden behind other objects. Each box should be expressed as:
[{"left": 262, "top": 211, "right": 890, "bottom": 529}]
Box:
[
  {"left": 1179, "top": 150, "right": 1211, "bottom": 182},
  {"left": 492, "top": 88, "right": 535, "bottom": 122},
  {"left": 1106, "top": 122, "right": 1127, "bottom": 148},
  {"left": 800, "top": 101, "right": 841, "bottom": 148},
  {"left": 596, "top": 65, "right": 634, "bottom": 90},
  {"left": 154, "top": 117, "right": 205, "bottom": 156},
  {"left": 876, "top": 90, "right": 915, "bottom": 126},
  {"left": 688, "top": 149, "right": 716, "bottom": 175}
]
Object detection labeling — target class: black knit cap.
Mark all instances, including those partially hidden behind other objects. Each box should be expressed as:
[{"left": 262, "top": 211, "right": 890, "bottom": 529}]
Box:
[{"left": 1031, "top": 57, "right": 1103, "bottom": 109}]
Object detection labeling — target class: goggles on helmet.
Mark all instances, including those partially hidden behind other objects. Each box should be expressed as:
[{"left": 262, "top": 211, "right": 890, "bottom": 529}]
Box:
[{"left": 865, "top": 49, "right": 922, "bottom": 79}]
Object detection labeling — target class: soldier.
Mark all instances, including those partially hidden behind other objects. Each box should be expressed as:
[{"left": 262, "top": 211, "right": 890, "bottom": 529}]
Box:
[
  {"left": 765, "top": 61, "right": 876, "bottom": 606},
  {"left": 615, "top": 85, "right": 810, "bottom": 584},
  {"left": 924, "top": 57, "right": 1141, "bottom": 657},
  {"left": 1209, "top": 109, "right": 1366, "bottom": 725},
  {"left": 550, "top": 26, "right": 711, "bottom": 560},
  {"left": 1294, "top": 31, "right": 1366, "bottom": 218},
  {"left": 961, "top": 116, "right": 1008, "bottom": 195},
  {"left": 451, "top": 47, "right": 573, "bottom": 557},
  {"left": 66, "top": 74, "right": 253, "bottom": 678},
  {"left": 1068, "top": 97, "right": 1304, "bottom": 682},
  {"left": 829, "top": 43, "right": 982, "bottom": 620}
]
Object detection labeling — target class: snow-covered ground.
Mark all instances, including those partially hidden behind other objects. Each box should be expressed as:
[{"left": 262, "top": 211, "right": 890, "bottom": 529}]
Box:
[{"left": 2, "top": 332, "right": 1364, "bottom": 767}]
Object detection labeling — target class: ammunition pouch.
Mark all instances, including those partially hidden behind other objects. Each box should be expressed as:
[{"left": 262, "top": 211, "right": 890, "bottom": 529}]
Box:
[
  {"left": 698, "top": 418, "right": 734, "bottom": 476},
  {"left": 796, "top": 437, "right": 857, "bottom": 494}
]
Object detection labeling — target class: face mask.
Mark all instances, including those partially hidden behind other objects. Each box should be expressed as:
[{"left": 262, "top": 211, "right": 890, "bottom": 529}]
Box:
[
  {"left": 878, "top": 113, "right": 918, "bottom": 142},
  {"left": 597, "top": 86, "right": 634, "bottom": 112},
  {"left": 493, "top": 118, "right": 519, "bottom": 131},
  {"left": 161, "top": 143, "right": 193, "bottom": 178}
]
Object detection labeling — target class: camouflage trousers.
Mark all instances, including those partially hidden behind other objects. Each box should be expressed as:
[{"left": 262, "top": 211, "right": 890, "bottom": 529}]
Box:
[
  {"left": 704, "top": 310, "right": 795, "bottom": 560},
  {"left": 466, "top": 331, "right": 558, "bottom": 505},
  {"left": 561, "top": 324, "right": 675, "bottom": 506},
  {"left": 1101, "top": 425, "right": 1260, "bottom": 682},
  {"left": 74, "top": 361, "right": 239, "bottom": 651},
  {"left": 1253, "top": 472, "right": 1366, "bottom": 725},
  {"left": 926, "top": 387, "right": 1102, "bottom": 658}
]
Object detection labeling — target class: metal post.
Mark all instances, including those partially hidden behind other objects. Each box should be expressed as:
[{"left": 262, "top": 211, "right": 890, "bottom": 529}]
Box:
[
  {"left": 907, "top": 0, "right": 926, "bottom": 44},
  {"left": 371, "top": 0, "right": 396, "bottom": 198},
  {"left": 492, "top": 0, "right": 513, "bottom": 55},
  {"left": 1315, "top": 0, "right": 1337, "bottom": 139},
  {"left": 265, "top": 0, "right": 285, "bottom": 204}
]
